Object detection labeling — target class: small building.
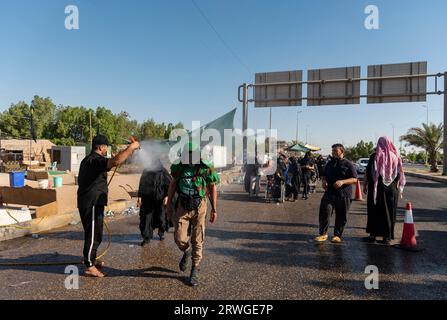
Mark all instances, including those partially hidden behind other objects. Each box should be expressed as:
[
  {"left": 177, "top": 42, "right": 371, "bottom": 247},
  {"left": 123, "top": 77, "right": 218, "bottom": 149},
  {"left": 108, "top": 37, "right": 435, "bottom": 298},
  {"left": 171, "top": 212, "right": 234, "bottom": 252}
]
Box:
[
  {"left": 0, "top": 139, "right": 54, "bottom": 163},
  {"left": 51, "top": 146, "right": 86, "bottom": 173}
]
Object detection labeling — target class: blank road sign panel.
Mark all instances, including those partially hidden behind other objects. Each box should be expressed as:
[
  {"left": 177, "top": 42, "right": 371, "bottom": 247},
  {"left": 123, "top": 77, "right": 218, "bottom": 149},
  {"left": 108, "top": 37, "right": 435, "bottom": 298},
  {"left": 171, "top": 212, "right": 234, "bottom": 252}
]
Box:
[
  {"left": 367, "top": 61, "right": 427, "bottom": 103},
  {"left": 254, "top": 71, "right": 302, "bottom": 107},
  {"left": 307, "top": 66, "right": 361, "bottom": 106}
]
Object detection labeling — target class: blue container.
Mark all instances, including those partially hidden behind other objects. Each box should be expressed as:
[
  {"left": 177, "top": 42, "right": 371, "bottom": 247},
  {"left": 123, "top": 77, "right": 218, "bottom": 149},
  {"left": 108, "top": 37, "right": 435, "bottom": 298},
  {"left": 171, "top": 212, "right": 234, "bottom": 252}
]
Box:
[
  {"left": 9, "top": 171, "right": 25, "bottom": 188},
  {"left": 53, "top": 176, "right": 63, "bottom": 188}
]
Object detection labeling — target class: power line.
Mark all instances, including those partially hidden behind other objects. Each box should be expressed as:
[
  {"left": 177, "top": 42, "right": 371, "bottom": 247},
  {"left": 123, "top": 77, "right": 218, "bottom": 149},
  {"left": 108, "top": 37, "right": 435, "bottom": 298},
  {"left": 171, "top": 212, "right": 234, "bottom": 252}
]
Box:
[{"left": 190, "top": 0, "right": 253, "bottom": 76}]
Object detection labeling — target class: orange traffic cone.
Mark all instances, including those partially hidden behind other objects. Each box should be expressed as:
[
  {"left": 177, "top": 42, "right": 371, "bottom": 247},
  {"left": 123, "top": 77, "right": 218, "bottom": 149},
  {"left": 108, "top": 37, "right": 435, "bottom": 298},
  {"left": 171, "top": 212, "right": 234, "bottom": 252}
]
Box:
[
  {"left": 400, "top": 203, "right": 417, "bottom": 248},
  {"left": 396, "top": 202, "right": 423, "bottom": 251},
  {"left": 354, "top": 179, "right": 363, "bottom": 201}
]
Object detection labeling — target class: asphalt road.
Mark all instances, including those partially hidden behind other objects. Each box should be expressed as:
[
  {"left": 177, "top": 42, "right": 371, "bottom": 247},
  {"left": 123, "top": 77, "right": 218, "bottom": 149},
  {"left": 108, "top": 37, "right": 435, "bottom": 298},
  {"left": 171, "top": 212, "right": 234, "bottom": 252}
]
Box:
[{"left": 0, "top": 175, "right": 446, "bottom": 300}]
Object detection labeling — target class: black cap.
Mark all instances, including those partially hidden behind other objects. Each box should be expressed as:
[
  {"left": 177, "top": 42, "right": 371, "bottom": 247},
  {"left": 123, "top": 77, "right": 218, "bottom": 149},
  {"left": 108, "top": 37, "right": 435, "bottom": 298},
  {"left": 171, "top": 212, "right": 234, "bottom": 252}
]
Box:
[{"left": 92, "top": 135, "right": 110, "bottom": 147}]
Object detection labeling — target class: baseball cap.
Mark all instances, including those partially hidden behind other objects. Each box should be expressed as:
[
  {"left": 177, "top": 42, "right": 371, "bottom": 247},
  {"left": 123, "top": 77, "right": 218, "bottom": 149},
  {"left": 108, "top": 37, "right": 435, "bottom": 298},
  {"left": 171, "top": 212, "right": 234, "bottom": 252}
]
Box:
[{"left": 92, "top": 135, "right": 110, "bottom": 147}]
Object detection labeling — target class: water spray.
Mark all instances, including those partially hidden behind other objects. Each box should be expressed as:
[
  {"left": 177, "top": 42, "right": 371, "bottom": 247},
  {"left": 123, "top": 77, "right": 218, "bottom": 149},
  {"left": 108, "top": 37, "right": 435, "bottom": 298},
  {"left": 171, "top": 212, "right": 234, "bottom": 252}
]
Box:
[{"left": 108, "top": 136, "right": 139, "bottom": 187}]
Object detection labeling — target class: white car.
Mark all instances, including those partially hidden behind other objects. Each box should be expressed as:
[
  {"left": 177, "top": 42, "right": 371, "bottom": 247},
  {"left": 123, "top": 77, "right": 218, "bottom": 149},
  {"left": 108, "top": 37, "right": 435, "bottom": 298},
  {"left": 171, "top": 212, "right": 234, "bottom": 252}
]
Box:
[{"left": 356, "top": 158, "right": 369, "bottom": 174}]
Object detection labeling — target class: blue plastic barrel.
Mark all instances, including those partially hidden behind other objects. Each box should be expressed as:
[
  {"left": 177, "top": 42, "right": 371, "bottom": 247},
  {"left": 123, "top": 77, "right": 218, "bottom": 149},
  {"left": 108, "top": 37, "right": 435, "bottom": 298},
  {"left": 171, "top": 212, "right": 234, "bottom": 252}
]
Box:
[{"left": 9, "top": 171, "right": 25, "bottom": 188}]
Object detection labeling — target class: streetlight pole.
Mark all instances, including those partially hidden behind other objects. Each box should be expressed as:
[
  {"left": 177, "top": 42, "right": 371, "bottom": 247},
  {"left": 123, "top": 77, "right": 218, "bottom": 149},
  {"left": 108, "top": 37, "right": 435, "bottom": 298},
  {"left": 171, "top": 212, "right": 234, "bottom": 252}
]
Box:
[
  {"left": 296, "top": 110, "right": 302, "bottom": 143},
  {"left": 305, "top": 125, "right": 309, "bottom": 144}
]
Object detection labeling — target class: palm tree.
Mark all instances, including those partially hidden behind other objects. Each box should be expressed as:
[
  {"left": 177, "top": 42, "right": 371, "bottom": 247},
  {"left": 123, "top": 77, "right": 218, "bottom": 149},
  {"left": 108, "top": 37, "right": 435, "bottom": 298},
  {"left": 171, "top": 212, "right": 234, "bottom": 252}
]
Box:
[{"left": 400, "top": 123, "right": 443, "bottom": 172}]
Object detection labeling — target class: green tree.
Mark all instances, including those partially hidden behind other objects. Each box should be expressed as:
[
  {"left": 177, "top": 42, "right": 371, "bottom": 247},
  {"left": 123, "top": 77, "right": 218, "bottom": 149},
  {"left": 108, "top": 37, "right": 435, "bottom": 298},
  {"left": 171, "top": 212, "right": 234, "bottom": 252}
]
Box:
[
  {"left": 0, "top": 96, "right": 56, "bottom": 140},
  {"left": 345, "top": 140, "right": 375, "bottom": 162},
  {"left": 30, "top": 96, "right": 57, "bottom": 139},
  {"left": 400, "top": 123, "right": 443, "bottom": 172},
  {"left": 1, "top": 97, "right": 186, "bottom": 150},
  {"left": 0, "top": 101, "right": 31, "bottom": 139},
  {"left": 164, "top": 122, "right": 184, "bottom": 139},
  {"left": 48, "top": 106, "right": 92, "bottom": 145},
  {"left": 405, "top": 151, "right": 417, "bottom": 163}
]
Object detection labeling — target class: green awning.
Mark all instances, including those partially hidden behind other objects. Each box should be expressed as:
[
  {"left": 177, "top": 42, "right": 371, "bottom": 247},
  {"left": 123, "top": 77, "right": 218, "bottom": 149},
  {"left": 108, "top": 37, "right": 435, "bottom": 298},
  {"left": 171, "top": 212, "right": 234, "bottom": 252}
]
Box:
[{"left": 285, "top": 143, "right": 310, "bottom": 152}]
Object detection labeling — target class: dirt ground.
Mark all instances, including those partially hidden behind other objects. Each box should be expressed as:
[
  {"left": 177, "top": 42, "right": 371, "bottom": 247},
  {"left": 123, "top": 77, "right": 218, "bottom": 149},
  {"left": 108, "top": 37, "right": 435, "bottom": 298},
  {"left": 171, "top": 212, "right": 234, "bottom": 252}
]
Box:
[{"left": 0, "top": 172, "right": 141, "bottom": 214}]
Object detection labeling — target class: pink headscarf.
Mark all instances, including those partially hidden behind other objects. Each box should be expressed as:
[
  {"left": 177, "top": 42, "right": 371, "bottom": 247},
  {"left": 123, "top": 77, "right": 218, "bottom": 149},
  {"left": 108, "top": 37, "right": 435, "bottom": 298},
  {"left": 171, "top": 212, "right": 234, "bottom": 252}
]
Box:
[{"left": 373, "top": 136, "right": 406, "bottom": 203}]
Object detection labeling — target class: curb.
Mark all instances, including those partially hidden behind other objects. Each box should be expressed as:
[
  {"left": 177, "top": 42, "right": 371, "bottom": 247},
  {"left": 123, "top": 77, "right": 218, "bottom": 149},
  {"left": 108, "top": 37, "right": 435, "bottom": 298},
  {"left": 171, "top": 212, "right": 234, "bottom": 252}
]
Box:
[{"left": 404, "top": 171, "right": 447, "bottom": 185}]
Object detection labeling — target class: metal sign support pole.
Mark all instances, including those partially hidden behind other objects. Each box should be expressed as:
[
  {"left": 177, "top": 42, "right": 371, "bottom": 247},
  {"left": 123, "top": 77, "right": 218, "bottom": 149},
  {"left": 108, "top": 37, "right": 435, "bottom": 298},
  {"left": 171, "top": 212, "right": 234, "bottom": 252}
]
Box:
[
  {"left": 242, "top": 83, "right": 249, "bottom": 166},
  {"left": 443, "top": 72, "right": 447, "bottom": 176}
]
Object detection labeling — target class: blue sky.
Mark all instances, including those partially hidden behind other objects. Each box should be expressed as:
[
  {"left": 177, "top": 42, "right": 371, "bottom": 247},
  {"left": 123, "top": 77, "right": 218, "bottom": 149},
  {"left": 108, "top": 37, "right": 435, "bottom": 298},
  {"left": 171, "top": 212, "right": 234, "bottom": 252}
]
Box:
[{"left": 0, "top": 0, "right": 446, "bottom": 154}]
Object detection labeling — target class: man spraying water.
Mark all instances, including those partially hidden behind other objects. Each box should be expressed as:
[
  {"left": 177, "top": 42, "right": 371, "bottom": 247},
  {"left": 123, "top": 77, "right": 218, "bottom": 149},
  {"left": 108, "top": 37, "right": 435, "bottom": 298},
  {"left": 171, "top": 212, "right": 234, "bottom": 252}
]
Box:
[{"left": 77, "top": 135, "right": 139, "bottom": 278}]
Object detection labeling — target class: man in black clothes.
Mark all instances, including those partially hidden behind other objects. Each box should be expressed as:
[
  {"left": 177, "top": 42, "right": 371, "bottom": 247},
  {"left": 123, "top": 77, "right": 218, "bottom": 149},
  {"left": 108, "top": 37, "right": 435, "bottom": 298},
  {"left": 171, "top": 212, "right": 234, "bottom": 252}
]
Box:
[
  {"left": 77, "top": 135, "right": 139, "bottom": 277},
  {"left": 286, "top": 156, "right": 301, "bottom": 202},
  {"left": 315, "top": 144, "right": 358, "bottom": 244},
  {"left": 300, "top": 151, "right": 315, "bottom": 200},
  {"left": 316, "top": 155, "right": 327, "bottom": 180},
  {"left": 137, "top": 159, "right": 172, "bottom": 246}
]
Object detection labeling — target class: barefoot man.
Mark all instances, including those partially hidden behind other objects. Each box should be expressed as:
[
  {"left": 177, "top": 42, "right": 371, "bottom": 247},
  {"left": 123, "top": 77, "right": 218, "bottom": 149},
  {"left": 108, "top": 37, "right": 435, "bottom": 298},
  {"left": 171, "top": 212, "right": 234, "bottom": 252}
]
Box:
[{"left": 77, "top": 135, "right": 139, "bottom": 277}]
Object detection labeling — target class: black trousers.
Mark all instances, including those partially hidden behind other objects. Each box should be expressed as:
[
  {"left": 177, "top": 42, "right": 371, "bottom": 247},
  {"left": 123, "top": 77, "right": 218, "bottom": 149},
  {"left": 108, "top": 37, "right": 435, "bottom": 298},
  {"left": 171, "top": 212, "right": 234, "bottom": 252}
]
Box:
[
  {"left": 79, "top": 205, "right": 104, "bottom": 268},
  {"left": 318, "top": 193, "right": 351, "bottom": 237},
  {"left": 291, "top": 174, "right": 300, "bottom": 199},
  {"left": 139, "top": 196, "right": 167, "bottom": 240},
  {"left": 302, "top": 173, "right": 311, "bottom": 197},
  {"left": 286, "top": 175, "right": 300, "bottom": 199}
]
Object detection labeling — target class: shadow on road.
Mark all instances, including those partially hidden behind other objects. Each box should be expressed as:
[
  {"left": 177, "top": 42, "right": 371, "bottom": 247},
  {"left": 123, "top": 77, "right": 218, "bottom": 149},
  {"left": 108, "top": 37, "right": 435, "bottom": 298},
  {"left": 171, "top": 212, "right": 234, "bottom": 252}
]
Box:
[
  {"left": 225, "top": 220, "right": 366, "bottom": 231},
  {"left": 0, "top": 253, "right": 189, "bottom": 283},
  {"left": 219, "top": 192, "right": 267, "bottom": 204}
]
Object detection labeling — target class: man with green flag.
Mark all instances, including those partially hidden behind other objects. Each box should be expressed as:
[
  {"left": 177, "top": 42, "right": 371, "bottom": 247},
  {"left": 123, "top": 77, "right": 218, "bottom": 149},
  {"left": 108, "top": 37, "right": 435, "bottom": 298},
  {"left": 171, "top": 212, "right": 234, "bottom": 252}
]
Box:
[{"left": 166, "top": 141, "right": 219, "bottom": 286}]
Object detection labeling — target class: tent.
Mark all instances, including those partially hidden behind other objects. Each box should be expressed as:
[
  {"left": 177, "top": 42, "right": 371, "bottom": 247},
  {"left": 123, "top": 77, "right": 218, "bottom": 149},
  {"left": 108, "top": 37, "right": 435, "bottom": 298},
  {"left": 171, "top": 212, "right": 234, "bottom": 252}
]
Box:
[
  {"left": 285, "top": 143, "right": 310, "bottom": 152},
  {"left": 285, "top": 143, "right": 322, "bottom": 153},
  {"left": 304, "top": 144, "right": 321, "bottom": 152},
  {"left": 164, "top": 108, "right": 237, "bottom": 147}
]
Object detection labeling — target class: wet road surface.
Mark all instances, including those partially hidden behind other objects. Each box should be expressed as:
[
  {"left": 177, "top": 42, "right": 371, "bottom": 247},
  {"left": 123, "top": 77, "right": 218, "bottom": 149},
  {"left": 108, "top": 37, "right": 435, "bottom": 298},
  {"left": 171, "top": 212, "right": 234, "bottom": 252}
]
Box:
[{"left": 0, "top": 175, "right": 446, "bottom": 300}]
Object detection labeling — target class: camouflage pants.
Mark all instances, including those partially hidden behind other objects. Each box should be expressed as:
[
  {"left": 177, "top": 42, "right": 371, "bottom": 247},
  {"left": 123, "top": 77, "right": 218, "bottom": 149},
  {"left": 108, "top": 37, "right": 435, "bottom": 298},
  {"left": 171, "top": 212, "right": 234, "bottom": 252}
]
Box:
[{"left": 174, "top": 199, "right": 207, "bottom": 267}]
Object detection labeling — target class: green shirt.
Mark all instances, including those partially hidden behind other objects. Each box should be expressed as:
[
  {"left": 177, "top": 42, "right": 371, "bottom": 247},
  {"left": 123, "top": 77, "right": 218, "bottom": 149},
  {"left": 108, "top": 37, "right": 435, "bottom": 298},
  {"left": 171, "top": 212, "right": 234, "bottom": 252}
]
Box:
[{"left": 170, "top": 161, "right": 220, "bottom": 198}]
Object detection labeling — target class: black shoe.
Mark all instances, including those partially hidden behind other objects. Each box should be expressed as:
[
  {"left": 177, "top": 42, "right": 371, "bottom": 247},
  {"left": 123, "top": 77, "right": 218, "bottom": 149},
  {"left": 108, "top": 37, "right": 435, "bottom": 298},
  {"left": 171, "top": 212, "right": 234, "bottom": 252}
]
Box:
[
  {"left": 179, "top": 250, "right": 191, "bottom": 272},
  {"left": 189, "top": 266, "right": 199, "bottom": 286},
  {"left": 158, "top": 231, "right": 165, "bottom": 241},
  {"left": 362, "top": 236, "right": 376, "bottom": 243},
  {"left": 140, "top": 239, "right": 149, "bottom": 247}
]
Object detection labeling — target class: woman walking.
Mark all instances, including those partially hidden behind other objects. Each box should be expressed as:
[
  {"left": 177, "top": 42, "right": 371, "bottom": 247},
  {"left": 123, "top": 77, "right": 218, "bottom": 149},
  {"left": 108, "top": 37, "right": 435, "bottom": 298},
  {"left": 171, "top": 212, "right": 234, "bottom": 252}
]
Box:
[{"left": 363, "top": 136, "right": 406, "bottom": 245}]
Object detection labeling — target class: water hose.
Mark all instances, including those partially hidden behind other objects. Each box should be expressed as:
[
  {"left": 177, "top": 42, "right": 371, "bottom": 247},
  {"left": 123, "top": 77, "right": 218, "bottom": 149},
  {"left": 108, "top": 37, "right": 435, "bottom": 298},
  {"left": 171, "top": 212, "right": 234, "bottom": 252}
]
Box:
[{"left": 0, "top": 216, "right": 112, "bottom": 267}]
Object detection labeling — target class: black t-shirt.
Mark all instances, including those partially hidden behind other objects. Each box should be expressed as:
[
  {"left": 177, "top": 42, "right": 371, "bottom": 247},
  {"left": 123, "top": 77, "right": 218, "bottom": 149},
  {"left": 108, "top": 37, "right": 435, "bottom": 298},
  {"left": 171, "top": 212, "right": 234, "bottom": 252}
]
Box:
[
  {"left": 317, "top": 159, "right": 327, "bottom": 177},
  {"left": 77, "top": 152, "right": 111, "bottom": 209},
  {"left": 300, "top": 157, "right": 314, "bottom": 175},
  {"left": 324, "top": 158, "right": 358, "bottom": 198}
]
